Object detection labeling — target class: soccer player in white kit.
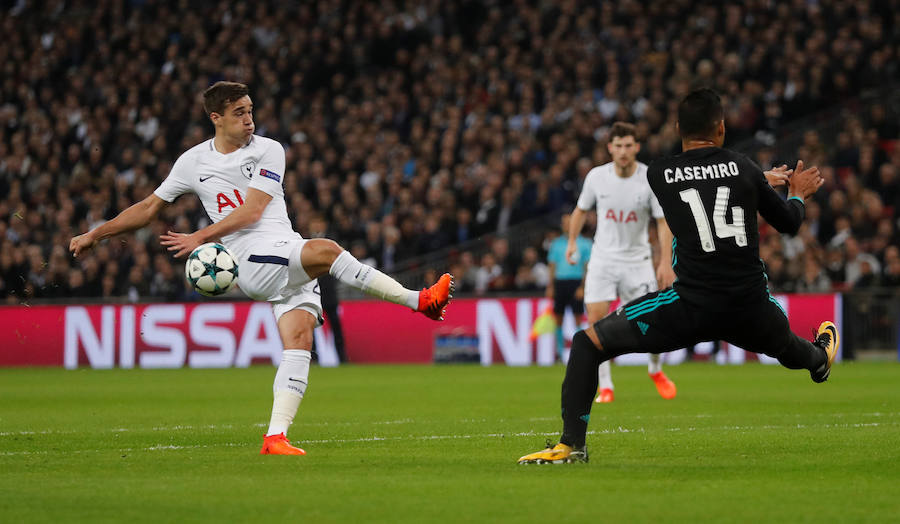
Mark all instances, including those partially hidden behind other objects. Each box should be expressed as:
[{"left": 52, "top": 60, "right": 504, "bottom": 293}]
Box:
[
  {"left": 70, "top": 81, "right": 454, "bottom": 455},
  {"left": 566, "top": 122, "right": 677, "bottom": 403}
]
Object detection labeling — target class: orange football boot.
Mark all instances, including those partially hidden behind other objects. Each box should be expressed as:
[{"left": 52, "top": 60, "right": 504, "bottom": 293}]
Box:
[
  {"left": 650, "top": 371, "right": 677, "bottom": 399},
  {"left": 417, "top": 273, "right": 454, "bottom": 320},
  {"left": 594, "top": 388, "right": 615, "bottom": 403},
  {"left": 260, "top": 433, "right": 306, "bottom": 455}
]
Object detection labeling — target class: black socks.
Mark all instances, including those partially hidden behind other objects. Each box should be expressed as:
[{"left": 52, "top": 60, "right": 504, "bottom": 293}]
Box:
[
  {"left": 560, "top": 330, "right": 605, "bottom": 448},
  {"left": 774, "top": 333, "right": 827, "bottom": 371}
]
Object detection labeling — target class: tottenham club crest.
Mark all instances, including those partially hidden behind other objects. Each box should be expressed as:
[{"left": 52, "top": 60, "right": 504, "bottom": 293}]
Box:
[{"left": 240, "top": 160, "right": 256, "bottom": 179}]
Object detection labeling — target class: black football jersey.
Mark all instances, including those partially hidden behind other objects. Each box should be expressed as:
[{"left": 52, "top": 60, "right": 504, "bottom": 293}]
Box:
[{"left": 647, "top": 147, "right": 805, "bottom": 309}]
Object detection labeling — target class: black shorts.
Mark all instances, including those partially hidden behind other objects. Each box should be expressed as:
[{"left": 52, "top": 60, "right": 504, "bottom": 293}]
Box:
[
  {"left": 593, "top": 287, "right": 794, "bottom": 359},
  {"left": 553, "top": 279, "right": 585, "bottom": 316}
]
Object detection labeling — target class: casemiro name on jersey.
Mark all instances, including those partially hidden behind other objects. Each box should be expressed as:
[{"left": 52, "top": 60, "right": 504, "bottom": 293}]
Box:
[{"left": 663, "top": 161, "right": 740, "bottom": 184}]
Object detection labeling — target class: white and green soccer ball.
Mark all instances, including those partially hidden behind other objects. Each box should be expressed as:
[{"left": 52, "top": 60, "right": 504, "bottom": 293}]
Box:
[{"left": 185, "top": 242, "right": 239, "bottom": 297}]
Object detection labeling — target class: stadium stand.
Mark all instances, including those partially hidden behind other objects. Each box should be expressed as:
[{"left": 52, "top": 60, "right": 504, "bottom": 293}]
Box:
[{"left": 0, "top": 0, "right": 898, "bottom": 305}]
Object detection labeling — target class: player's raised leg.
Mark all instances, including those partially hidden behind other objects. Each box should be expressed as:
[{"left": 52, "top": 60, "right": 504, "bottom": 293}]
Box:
[
  {"left": 769, "top": 321, "right": 838, "bottom": 383},
  {"left": 296, "top": 239, "right": 453, "bottom": 320},
  {"left": 727, "top": 300, "right": 838, "bottom": 383}
]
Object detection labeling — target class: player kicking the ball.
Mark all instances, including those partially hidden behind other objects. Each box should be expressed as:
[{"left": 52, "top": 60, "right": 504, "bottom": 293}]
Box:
[
  {"left": 568, "top": 122, "right": 677, "bottom": 403},
  {"left": 70, "top": 81, "right": 453, "bottom": 455},
  {"left": 519, "top": 88, "right": 838, "bottom": 464}
]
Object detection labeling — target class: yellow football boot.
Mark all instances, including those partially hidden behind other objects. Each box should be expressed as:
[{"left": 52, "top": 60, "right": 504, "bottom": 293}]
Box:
[
  {"left": 811, "top": 321, "right": 839, "bottom": 383},
  {"left": 517, "top": 440, "right": 588, "bottom": 465}
]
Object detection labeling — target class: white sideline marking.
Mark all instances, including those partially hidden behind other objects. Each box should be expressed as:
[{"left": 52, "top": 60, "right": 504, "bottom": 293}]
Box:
[
  {"left": 373, "top": 418, "right": 415, "bottom": 425},
  {"left": 2, "top": 411, "right": 899, "bottom": 437},
  {"left": 1, "top": 421, "right": 896, "bottom": 457},
  {"left": 0, "top": 411, "right": 900, "bottom": 437}
]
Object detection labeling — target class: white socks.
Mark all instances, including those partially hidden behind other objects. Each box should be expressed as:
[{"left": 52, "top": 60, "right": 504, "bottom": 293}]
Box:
[
  {"left": 648, "top": 353, "right": 662, "bottom": 374},
  {"left": 597, "top": 355, "right": 663, "bottom": 392},
  {"left": 597, "top": 360, "right": 614, "bottom": 390},
  {"left": 266, "top": 349, "right": 311, "bottom": 437},
  {"left": 329, "top": 250, "right": 419, "bottom": 309}
]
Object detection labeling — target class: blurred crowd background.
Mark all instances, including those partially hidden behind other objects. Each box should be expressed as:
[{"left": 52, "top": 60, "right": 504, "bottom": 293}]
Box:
[{"left": 1, "top": 0, "right": 898, "bottom": 304}]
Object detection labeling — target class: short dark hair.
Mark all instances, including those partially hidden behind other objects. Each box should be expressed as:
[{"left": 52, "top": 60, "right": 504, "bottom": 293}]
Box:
[
  {"left": 203, "top": 81, "right": 249, "bottom": 116},
  {"left": 608, "top": 121, "right": 638, "bottom": 141},
  {"left": 677, "top": 88, "right": 724, "bottom": 140}
]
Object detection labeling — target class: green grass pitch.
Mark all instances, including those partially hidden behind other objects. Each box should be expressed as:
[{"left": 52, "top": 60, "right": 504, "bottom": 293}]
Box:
[{"left": 2, "top": 362, "right": 899, "bottom": 523}]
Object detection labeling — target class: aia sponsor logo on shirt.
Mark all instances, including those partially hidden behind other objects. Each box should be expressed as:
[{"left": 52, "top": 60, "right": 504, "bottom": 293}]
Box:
[
  {"left": 605, "top": 209, "right": 638, "bottom": 223},
  {"left": 217, "top": 189, "right": 244, "bottom": 213}
]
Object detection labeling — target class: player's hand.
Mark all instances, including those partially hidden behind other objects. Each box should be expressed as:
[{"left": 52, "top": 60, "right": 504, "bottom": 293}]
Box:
[
  {"left": 160, "top": 230, "right": 203, "bottom": 258},
  {"left": 575, "top": 285, "right": 584, "bottom": 301},
  {"left": 764, "top": 165, "right": 792, "bottom": 187},
  {"left": 545, "top": 286, "right": 554, "bottom": 299},
  {"left": 656, "top": 263, "right": 676, "bottom": 289},
  {"left": 565, "top": 242, "right": 577, "bottom": 265},
  {"left": 786, "top": 160, "right": 823, "bottom": 201},
  {"left": 69, "top": 232, "right": 97, "bottom": 258}
]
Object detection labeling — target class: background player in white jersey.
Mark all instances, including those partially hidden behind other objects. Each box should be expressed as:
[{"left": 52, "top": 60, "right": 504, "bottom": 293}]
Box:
[
  {"left": 567, "top": 122, "right": 677, "bottom": 403},
  {"left": 69, "top": 81, "right": 453, "bottom": 455}
]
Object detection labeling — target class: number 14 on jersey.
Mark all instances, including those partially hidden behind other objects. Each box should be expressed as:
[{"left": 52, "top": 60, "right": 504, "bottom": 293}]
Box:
[{"left": 679, "top": 186, "right": 747, "bottom": 253}]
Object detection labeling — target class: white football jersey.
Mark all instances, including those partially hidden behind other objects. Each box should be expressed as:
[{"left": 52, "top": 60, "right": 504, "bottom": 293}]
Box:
[
  {"left": 153, "top": 135, "right": 300, "bottom": 260},
  {"left": 576, "top": 161, "right": 663, "bottom": 262}
]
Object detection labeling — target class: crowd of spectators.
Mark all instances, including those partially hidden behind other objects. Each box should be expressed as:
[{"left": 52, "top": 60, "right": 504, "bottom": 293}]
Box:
[{"left": 0, "top": 0, "right": 898, "bottom": 303}]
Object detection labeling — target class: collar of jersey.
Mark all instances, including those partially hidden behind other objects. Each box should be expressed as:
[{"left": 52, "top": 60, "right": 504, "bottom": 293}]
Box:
[{"left": 210, "top": 135, "right": 253, "bottom": 154}]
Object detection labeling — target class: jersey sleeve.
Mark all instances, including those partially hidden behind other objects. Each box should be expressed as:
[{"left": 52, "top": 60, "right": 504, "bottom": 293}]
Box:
[
  {"left": 575, "top": 169, "right": 598, "bottom": 211},
  {"left": 248, "top": 140, "right": 286, "bottom": 197},
  {"left": 754, "top": 164, "right": 805, "bottom": 235},
  {"left": 153, "top": 151, "right": 195, "bottom": 203}
]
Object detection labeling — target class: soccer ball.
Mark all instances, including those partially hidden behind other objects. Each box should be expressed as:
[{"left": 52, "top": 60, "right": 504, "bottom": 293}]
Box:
[{"left": 185, "top": 242, "right": 239, "bottom": 297}]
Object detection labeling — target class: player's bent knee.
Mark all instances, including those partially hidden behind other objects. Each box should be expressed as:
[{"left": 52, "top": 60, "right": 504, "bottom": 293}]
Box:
[
  {"left": 584, "top": 326, "right": 603, "bottom": 349},
  {"left": 303, "top": 238, "right": 342, "bottom": 259},
  {"left": 572, "top": 329, "right": 601, "bottom": 352},
  {"left": 300, "top": 238, "right": 343, "bottom": 277}
]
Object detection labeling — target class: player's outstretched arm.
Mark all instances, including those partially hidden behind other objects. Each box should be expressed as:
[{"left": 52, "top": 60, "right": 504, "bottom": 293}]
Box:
[
  {"left": 160, "top": 187, "right": 273, "bottom": 258},
  {"left": 758, "top": 160, "right": 822, "bottom": 235},
  {"left": 566, "top": 207, "right": 588, "bottom": 264},
  {"left": 69, "top": 194, "right": 167, "bottom": 258}
]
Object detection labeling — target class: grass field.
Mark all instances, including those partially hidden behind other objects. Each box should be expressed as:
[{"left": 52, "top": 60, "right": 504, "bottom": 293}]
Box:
[{"left": 2, "top": 361, "right": 899, "bottom": 523}]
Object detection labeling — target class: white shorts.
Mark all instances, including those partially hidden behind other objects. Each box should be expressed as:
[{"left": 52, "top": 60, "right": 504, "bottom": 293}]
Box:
[
  {"left": 584, "top": 257, "right": 658, "bottom": 304},
  {"left": 237, "top": 236, "right": 323, "bottom": 324}
]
